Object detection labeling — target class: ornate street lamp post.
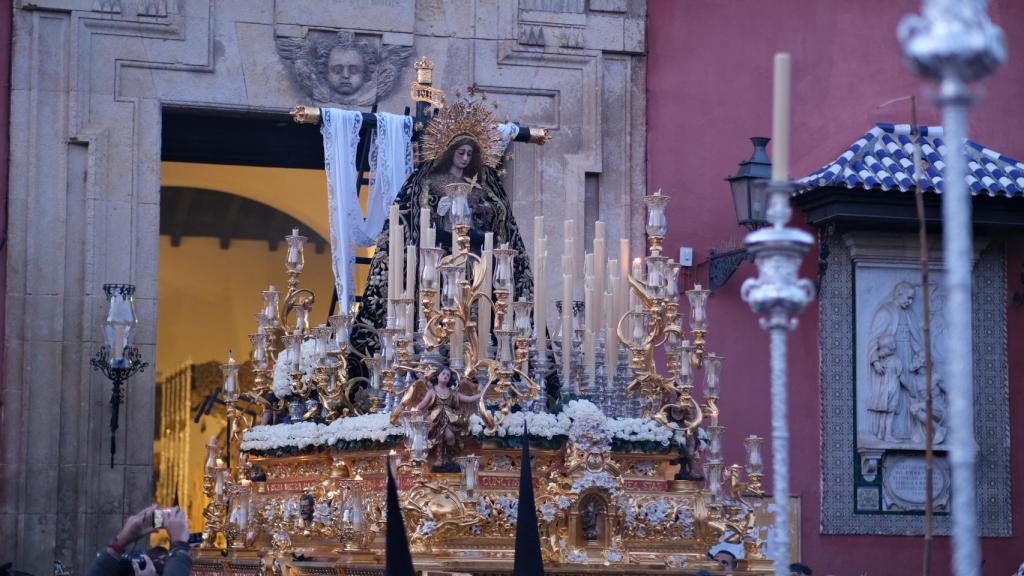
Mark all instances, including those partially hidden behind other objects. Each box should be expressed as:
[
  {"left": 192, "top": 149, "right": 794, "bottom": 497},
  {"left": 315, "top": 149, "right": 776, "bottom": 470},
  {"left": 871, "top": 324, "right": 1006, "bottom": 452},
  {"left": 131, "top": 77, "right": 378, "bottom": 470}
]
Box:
[
  {"left": 90, "top": 283, "right": 149, "bottom": 468},
  {"left": 899, "top": 2, "right": 1006, "bottom": 575}
]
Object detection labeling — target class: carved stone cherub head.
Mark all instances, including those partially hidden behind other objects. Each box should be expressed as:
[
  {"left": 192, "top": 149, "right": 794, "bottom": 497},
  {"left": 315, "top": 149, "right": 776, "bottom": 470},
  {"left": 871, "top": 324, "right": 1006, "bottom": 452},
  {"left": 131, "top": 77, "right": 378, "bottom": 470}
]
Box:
[
  {"left": 277, "top": 30, "right": 411, "bottom": 106},
  {"left": 321, "top": 32, "right": 377, "bottom": 97}
]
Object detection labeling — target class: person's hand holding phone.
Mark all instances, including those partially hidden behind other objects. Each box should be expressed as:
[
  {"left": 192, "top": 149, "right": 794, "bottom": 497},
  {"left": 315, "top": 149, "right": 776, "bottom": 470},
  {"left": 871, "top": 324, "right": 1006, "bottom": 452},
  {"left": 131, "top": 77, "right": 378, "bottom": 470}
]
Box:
[
  {"left": 115, "top": 505, "right": 158, "bottom": 549},
  {"left": 162, "top": 507, "right": 190, "bottom": 543}
]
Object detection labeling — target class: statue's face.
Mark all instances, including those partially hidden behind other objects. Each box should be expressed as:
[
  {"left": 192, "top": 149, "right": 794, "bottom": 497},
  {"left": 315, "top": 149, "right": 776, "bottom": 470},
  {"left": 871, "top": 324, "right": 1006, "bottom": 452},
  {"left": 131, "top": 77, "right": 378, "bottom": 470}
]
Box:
[
  {"left": 896, "top": 286, "right": 914, "bottom": 309},
  {"left": 452, "top": 144, "right": 474, "bottom": 170},
  {"left": 327, "top": 47, "right": 367, "bottom": 95},
  {"left": 437, "top": 368, "right": 451, "bottom": 386}
]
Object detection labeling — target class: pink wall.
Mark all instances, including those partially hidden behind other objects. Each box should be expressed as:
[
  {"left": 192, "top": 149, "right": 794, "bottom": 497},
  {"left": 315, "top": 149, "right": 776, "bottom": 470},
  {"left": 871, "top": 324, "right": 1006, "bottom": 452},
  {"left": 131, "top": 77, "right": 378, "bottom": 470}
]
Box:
[{"left": 647, "top": 1, "right": 1024, "bottom": 574}]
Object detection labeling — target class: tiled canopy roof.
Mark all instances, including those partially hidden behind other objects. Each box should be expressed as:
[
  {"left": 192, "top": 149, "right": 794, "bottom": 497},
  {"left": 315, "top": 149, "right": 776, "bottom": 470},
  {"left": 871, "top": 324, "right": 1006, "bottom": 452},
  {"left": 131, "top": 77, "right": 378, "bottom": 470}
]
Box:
[{"left": 798, "top": 123, "right": 1024, "bottom": 198}]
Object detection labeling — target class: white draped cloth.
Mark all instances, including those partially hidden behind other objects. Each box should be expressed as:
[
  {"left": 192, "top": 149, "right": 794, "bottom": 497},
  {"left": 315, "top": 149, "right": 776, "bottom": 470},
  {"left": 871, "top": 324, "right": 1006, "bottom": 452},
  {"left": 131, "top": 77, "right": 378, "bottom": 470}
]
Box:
[{"left": 321, "top": 109, "right": 413, "bottom": 312}]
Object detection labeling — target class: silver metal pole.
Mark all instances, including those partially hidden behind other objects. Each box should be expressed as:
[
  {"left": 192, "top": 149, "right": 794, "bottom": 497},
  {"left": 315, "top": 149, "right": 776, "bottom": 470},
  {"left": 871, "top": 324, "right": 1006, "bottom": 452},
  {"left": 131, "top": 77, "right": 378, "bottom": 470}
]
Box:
[
  {"left": 768, "top": 324, "right": 790, "bottom": 576},
  {"left": 742, "top": 183, "right": 815, "bottom": 576},
  {"left": 939, "top": 77, "right": 980, "bottom": 576},
  {"left": 899, "top": 3, "right": 1005, "bottom": 574}
]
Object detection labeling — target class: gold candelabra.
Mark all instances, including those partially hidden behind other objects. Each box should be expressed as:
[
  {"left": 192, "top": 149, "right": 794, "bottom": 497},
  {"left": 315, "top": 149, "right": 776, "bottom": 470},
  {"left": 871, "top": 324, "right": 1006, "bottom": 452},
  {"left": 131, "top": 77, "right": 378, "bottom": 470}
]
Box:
[{"left": 392, "top": 178, "right": 539, "bottom": 432}]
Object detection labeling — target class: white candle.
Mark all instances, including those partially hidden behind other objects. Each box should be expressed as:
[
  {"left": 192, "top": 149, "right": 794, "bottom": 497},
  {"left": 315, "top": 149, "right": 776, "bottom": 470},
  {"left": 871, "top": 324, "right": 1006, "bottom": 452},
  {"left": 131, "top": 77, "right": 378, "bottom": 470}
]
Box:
[
  {"left": 535, "top": 238, "right": 547, "bottom": 353},
  {"left": 564, "top": 219, "right": 574, "bottom": 288},
  {"left": 479, "top": 233, "right": 494, "bottom": 359},
  {"left": 604, "top": 290, "right": 616, "bottom": 375},
  {"left": 772, "top": 52, "right": 791, "bottom": 181},
  {"left": 593, "top": 221, "right": 605, "bottom": 331},
  {"left": 562, "top": 272, "right": 573, "bottom": 393},
  {"left": 405, "top": 245, "right": 417, "bottom": 337},
  {"left": 388, "top": 205, "right": 401, "bottom": 301},
  {"left": 584, "top": 271, "right": 595, "bottom": 384},
  {"left": 630, "top": 257, "right": 643, "bottom": 310},
  {"left": 224, "top": 350, "right": 237, "bottom": 395},
  {"left": 534, "top": 216, "right": 544, "bottom": 260},
  {"left": 619, "top": 238, "right": 630, "bottom": 322},
  {"left": 420, "top": 208, "right": 431, "bottom": 248}
]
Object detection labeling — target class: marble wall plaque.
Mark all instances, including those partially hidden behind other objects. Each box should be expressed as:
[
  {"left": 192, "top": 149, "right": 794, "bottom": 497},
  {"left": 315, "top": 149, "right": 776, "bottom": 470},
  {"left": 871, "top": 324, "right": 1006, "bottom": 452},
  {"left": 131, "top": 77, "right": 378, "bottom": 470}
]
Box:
[
  {"left": 819, "top": 232, "right": 1010, "bottom": 536},
  {"left": 880, "top": 453, "right": 951, "bottom": 512}
]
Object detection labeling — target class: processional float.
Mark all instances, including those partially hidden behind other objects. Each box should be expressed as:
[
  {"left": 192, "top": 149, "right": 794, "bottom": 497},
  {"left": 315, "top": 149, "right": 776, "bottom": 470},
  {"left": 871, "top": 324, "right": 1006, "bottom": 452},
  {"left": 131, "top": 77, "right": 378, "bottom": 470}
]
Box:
[{"left": 194, "top": 59, "right": 778, "bottom": 575}]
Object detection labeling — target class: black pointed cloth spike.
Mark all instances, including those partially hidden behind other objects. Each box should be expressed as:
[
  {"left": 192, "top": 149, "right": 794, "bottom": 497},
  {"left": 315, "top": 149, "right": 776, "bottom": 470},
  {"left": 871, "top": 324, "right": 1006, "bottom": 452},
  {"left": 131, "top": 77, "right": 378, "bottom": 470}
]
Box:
[
  {"left": 513, "top": 423, "right": 545, "bottom": 576},
  {"left": 385, "top": 458, "right": 416, "bottom": 576}
]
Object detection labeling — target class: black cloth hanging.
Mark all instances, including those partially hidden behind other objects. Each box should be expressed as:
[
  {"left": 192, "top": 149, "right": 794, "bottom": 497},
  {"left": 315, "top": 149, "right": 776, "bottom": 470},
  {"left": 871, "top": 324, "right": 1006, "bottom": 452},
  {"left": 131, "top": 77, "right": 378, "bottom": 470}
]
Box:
[
  {"left": 385, "top": 459, "right": 416, "bottom": 576},
  {"left": 512, "top": 423, "right": 545, "bottom": 576}
]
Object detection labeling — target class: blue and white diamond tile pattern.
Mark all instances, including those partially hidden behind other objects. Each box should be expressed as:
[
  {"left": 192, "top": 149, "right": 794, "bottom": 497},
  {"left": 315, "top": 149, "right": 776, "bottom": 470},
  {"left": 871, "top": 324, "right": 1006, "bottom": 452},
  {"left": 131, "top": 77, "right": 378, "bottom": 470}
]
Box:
[{"left": 798, "top": 123, "right": 1023, "bottom": 198}]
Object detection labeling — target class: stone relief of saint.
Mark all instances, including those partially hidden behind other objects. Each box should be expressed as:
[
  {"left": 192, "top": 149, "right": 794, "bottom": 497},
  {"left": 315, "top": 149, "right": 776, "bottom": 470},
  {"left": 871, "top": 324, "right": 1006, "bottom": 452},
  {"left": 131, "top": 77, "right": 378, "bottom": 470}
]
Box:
[
  {"left": 864, "top": 281, "right": 947, "bottom": 446},
  {"left": 276, "top": 31, "right": 412, "bottom": 106}
]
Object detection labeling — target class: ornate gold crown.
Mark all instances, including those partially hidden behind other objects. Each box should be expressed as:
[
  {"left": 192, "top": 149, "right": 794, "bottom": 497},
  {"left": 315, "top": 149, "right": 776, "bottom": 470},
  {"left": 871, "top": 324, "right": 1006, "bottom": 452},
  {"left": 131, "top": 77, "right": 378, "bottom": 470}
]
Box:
[{"left": 420, "top": 86, "right": 506, "bottom": 169}]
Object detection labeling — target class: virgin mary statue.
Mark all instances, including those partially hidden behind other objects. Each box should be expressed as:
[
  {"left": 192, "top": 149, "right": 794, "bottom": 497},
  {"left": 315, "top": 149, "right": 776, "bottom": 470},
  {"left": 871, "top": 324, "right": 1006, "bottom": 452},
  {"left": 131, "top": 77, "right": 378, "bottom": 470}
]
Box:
[{"left": 351, "top": 93, "right": 537, "bottom": 365}]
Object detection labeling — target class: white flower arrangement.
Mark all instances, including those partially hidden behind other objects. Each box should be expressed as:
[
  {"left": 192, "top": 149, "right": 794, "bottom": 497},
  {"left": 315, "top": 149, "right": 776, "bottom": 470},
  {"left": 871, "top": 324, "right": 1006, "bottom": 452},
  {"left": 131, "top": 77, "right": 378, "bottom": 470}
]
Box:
[
  {"left": 271, "top": 338, "right": 320, "bottom": 398},
  {"left": 571, "top": 470, "right": 618, "bottom": 495},
  {"left": 243, "top": 398, "right": 691, "bottom": 454},
  {"left": 241, "top": 412, "right": 403, "bottom": 452}
]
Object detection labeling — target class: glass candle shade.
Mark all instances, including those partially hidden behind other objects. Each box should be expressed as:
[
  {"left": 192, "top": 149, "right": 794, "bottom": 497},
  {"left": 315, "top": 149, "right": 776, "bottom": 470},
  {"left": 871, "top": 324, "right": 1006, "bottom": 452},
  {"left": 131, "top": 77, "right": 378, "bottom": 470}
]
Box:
[
  {"left": 744, "top": 435, "right": 764, "bottom": 476},
  {"left": 363, "top": 355, "right": 383, "bottom": 390},
  {"left": 678, "top": 340, "right": 694, "bottom": 381},
  {"left": 284, "top": 228, "right": 307, "bottom": 274},
  {"left": 492, "top": 247, "right": 517, "bottom": 292},
  {"left": 440, "top": 264, "right": 463, "bottom": 311},
  {"left": 704, "top": 353, "right": 723, "bottom": 398},
  {"left": 687, "top": 285, "right": 710, "bottom": 332},
  {"left": 496, "top": 329, "right": 516, "bottom": 370},
  {"left": 329, "top": 313, "right": 352, "bottom": 349},
  {"left": 707, "top": 461, "right": 723, "bottom": 500},
  {"left": 512, "top": 299, "right": 534, "bottom": 339},
  {"left": 420, "top": 247, "right": 444, "bottom": 290},
  {"left": 221, "top": 350, "right": 240, "bottom": 401},
  {"left": 643, "top": 190, "right": 670, "bottom": 238},
  {"left": 249, "top": 332, "right": 269, "bottom": 370},
  {"left": 665, "top": 261, "right": 681, "bottom": 301},
  {"left": 380, "top": 330, "right": 396, "bottom": 365},
  {"left": 628, "top": 310, "right": 650, "bottom": 349},
  {"left": 402, "top": 409, "right": 430, "bottom": 461},
  {"left": 280, "top": 334, "right": 303, "bottom": 372},
  {"left": 312, "top": 324, "right": 332, "bottom": 364},
  {"left": 205, "top": 436, "right": 220, "bottom": 469},
  {"left": 262, "top": 286, "right": 281, "bottom": 328},
  {"left": 456, "top": 454, "right": 481, "bottom": 494},
  {"left": 102, "top": 284, "right": 137, "bottom": 367},
  {"left": 445, "top": 182, "right": 473, "bottom": 229},
  {"left": 707, "top": 425, "right": 725, "bottom": 458},
  {"left": 645, "top": 256, "right": 667, "bottom": 298}
]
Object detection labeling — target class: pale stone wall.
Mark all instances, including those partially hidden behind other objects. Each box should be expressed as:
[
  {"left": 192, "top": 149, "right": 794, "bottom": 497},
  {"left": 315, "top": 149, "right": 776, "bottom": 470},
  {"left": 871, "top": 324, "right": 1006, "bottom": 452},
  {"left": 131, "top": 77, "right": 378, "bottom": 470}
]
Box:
[{"left": 2, "top": 0, "right": 646, "bottom": 571}]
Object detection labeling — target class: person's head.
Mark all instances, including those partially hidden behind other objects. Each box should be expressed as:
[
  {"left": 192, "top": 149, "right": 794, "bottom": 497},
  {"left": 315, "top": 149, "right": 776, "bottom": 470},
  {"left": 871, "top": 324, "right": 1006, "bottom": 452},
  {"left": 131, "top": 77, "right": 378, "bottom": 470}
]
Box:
[
  {"left": 893, "top": 281, "right": 915, "bottom": 309},
  {"left": 708, "top": 542, "right": 744, "bottom": 574},
  {"left": 712, "top": 550, "right": 737, "bottom": 573},
  {"left": 789, "top": 562, "right": 813, "bottom": 575},
  {"left": 433, "top": 136, "right": 481, "bottom": 179},
  {"left": 299, "top": 494, "right": 315, "bottom": 521}
]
